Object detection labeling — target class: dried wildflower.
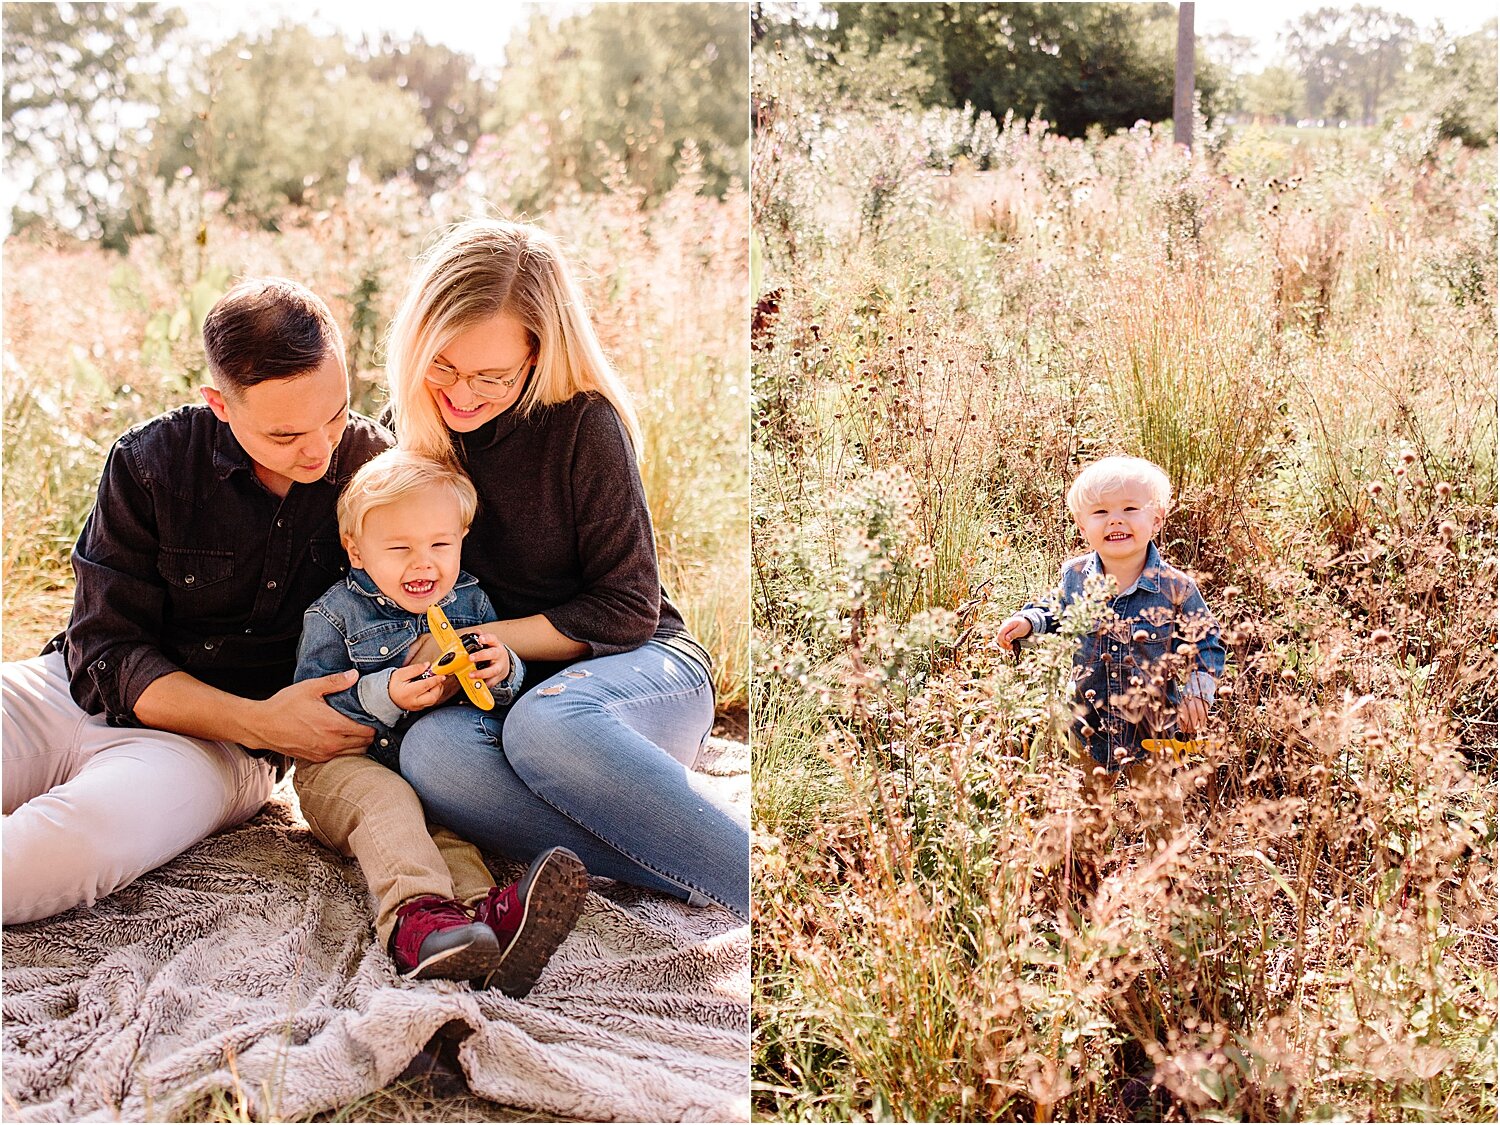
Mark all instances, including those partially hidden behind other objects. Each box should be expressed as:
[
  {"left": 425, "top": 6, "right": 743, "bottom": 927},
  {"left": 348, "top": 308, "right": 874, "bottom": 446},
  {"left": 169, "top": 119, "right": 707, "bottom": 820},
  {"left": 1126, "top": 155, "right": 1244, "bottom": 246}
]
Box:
[
  {"left": 1439, "top": 520, "right": 1457, "bottom": 544},
  {"left": 1371, "top": 628, "right": 1393, "bottom": 644},
  {"left": 1400, "top": 448, "right": 1417, "bottom": 464},
  {"left": 1436, "top": 481, "right": 1453, "bottom": 500},
  {"left": 1367, "top": 481, "right": 1384, "bottom": 497}
]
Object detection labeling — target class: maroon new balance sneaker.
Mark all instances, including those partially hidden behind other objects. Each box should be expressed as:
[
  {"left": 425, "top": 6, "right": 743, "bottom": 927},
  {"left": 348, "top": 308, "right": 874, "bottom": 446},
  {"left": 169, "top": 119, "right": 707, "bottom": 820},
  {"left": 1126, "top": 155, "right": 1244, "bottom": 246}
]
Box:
[
  {"left": 391, "top": 894, "right": 504, "bottom": 980},
  {"left": 470, "top": 847, "right": 589, "bottom": 997}
]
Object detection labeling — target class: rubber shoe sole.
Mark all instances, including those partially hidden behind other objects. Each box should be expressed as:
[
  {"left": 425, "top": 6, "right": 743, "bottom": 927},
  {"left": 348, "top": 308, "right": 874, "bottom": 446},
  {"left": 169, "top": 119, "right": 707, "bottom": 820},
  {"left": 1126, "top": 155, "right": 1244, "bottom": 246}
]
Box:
[
  {"left": 404, "top": 922, "right": 505, "bottom": 982},
  {"left": 482, "top": 847, "right": 589, "bottom": 997}
]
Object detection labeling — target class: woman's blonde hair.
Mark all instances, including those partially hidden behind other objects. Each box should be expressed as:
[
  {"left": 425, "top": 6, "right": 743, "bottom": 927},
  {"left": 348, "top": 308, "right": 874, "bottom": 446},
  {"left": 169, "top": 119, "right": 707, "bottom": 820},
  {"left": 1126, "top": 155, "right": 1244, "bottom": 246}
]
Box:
[
  {"left": 1065, "top": 456, "right": 1172, "bottom": 519},
  {"left": 385, "top": 219, "right": 642, "bottom": 461},
  {"left": 337, "top": 448, "right": 478, "bottom": 543}
]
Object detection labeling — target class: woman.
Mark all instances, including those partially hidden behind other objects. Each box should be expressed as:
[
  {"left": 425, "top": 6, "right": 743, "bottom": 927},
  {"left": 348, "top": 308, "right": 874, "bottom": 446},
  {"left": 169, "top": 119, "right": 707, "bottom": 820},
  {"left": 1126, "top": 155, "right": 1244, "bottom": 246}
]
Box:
[{"left": 385, "top": 219, "right": 748, "bottom": 919}]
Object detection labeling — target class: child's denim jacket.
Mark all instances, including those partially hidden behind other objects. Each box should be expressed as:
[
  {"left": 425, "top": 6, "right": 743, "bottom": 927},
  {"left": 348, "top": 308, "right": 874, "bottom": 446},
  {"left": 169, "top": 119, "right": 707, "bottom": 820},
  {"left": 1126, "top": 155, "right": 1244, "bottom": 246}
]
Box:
[
  {"left": 294, "top": 568, "right": 524, "bottom": 770},
  {"left": 1017, "top": 542, "right": 1225, "bottom": 768}
]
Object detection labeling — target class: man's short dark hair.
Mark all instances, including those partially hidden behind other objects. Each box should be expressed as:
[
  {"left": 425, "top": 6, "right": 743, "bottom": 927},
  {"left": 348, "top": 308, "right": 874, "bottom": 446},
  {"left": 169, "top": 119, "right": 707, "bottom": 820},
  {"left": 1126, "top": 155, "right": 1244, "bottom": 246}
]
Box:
[{"left": 202, "top": 277, "right": 344, "bottom": 394}]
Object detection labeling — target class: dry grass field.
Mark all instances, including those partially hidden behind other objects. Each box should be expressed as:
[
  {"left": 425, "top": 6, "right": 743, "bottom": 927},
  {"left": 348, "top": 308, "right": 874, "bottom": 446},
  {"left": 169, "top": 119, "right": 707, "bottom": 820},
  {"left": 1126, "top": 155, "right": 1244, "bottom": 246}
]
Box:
[{"left": 751, "top": 48, "right": 1497, "bottom": 1121}]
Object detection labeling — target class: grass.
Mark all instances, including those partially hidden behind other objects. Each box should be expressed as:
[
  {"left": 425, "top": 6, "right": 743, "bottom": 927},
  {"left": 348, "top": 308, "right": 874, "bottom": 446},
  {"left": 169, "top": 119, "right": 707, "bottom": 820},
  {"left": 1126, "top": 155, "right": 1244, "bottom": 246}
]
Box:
[{"left": 752, "top": 44, "right": 1497, "bottom": 1122}]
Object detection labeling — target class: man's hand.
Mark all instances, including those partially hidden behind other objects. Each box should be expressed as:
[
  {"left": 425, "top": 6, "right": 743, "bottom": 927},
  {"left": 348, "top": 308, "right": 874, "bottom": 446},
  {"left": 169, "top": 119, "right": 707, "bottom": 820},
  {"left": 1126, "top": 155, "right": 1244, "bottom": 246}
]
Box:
[
  {"left": 246, "top": 672, "right": 373, "bottom": 761},
  {"left": 996, "top": 615, "right": 1033, "bottom": 653},
  {"left": 1177, "top": 694, "right": 1209, "bottom": 735},
  {"left": 389, "top": 663, "right": 446, "bottom": 712}
]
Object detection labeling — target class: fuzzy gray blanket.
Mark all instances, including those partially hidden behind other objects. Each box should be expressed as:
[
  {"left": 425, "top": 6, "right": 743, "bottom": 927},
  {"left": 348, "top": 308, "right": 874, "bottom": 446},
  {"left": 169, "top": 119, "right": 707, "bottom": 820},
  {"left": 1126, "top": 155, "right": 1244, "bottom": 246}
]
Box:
[{"left": 2, "top": 740, "right": 749, "bottom": 1122}]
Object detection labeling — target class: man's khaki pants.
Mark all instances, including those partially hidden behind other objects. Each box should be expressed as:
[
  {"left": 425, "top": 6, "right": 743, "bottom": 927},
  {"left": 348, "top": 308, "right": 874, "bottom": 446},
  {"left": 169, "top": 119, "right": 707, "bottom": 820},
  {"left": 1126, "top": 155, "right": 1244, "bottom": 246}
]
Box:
[
  {"left": 2, "top": 653, "right": 274, "bottom": 924},
  {"left": 293, "top": 753, "right": 493, "bottom": 949}
]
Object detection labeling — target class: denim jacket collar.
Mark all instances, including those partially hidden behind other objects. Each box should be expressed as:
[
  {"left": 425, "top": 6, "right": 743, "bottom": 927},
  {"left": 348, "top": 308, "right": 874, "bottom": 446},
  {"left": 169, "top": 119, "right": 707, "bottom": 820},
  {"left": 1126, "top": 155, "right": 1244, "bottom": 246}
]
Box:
[
  {"left": 342, "top": 567, "right": 478, "bottom": 618},
  {"left": 212, "top": 419, "right": 341, "bottom": 485},
  {"left": 1082, "top": 540, "right": 1164, "bottom": 597}
]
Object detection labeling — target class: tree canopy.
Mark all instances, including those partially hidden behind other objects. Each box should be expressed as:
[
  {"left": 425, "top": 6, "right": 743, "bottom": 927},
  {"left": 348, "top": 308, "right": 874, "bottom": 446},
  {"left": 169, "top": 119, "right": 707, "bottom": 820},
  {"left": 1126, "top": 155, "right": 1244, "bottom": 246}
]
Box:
[
  {"left": 3, "top": 2, "right": 748, "bottom": 245},
  {"left": 785, "top": 2, "right": 1229, "bottom": 136},
  {"left": 483, "top": 3, "right": 749, "bottom": 209}
]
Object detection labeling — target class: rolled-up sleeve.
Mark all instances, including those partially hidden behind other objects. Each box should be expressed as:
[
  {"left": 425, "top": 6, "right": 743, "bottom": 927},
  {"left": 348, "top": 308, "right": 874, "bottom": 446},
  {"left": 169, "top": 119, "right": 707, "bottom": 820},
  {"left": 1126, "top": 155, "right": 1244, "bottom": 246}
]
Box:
[
  {"left": 1177, "top": 584, "right": 1226, "bottom": 701},
  {"left": 64, "top": 436, "right": 183, "bottom": 725},
  {"left": 541, "top": 401, "right": 661, "bottom": 656},
  {"left": 1018, "top": 567, "right": 1066, "bottom": 637}
]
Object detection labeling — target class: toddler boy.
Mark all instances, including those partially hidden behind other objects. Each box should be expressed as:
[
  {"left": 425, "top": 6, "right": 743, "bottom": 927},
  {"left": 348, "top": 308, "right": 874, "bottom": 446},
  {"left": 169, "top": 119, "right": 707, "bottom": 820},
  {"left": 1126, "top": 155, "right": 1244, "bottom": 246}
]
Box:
[
  {"left": 294, "top": 449, "right": 587, "bottom": 994},
  {"left": 998, "top": 456, "right": 1225, "bottom": 770}
]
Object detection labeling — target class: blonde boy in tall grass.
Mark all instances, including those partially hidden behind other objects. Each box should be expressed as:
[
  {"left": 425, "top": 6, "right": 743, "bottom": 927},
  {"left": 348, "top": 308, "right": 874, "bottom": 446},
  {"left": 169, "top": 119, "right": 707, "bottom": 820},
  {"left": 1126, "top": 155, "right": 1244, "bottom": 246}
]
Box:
[{"left": 999, "top": 456, "right": 1225, "bottom": 771}]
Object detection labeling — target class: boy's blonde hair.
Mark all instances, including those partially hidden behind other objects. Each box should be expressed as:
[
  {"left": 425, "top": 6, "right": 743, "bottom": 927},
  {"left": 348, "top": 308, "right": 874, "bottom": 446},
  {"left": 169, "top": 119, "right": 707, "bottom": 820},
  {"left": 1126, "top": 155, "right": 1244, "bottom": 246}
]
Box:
[
  {"left": 337, "top": 449, "right": 478, "bottom": 543},
  {"left": 384, "top": 219, "right": 642, "bottom": 463},
  {"left": 1065, "top": 456, "right": 1172, "bottom": 519}
]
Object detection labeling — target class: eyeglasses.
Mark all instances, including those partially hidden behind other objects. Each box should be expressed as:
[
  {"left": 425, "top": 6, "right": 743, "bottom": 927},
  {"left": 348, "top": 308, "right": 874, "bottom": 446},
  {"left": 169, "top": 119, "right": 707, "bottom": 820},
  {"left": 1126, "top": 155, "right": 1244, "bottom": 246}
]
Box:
[{"left": 424, "top": 354, "right": 534, "bottom": 401}]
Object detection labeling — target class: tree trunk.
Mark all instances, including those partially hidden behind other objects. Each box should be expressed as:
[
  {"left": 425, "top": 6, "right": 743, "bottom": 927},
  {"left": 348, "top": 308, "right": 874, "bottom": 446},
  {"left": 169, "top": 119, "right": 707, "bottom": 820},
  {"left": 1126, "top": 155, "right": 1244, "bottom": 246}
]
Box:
[{"left": 1174, "top": 2, "right": 1196, "bottom": 149}]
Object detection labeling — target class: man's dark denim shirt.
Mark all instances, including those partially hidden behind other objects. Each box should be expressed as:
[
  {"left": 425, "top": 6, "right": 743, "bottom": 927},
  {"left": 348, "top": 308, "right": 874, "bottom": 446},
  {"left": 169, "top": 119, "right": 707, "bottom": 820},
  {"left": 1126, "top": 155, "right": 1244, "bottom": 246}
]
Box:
[
  {"left": 294, "top": 567, "right": 524, "bottom": 770},
  {"left": 1018, "top": 542, "right": 1226, "bottom": 763},
  {"left": 44, "top": 404, "right": 392, "bottom": 725}
]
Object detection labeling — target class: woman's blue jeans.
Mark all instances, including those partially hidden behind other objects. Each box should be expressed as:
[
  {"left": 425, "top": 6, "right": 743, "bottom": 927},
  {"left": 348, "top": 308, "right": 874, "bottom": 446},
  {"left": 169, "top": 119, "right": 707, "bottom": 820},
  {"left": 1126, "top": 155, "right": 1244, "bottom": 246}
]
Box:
[{"left": 399, "top": 640, "right": 748, "bottom": 919}]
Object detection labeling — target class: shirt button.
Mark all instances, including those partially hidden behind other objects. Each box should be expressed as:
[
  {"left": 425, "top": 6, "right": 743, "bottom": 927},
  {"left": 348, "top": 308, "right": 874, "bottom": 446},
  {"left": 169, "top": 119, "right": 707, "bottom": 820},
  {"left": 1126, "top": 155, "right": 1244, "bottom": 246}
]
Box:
[
  {"left": 379, "top": 738, "right": 389, "bottom": 747},
  {"left": 184, "top": 575, "right": 195, "bottom": 585},
  {"left": 95, "top": 659, "right": 107, "bottom": 669},
  {"left": 266, "top": 580, "right": 277, "bottom": 590},
  {"left": 276, "top": 519, "right": 286, "bottom": 528},
  {"left": 203, "top": 641, "right": 215, "bottom": 650},
  {"left": 377, "top": 597, "right": 386, "bottom": 606},
  {"left": 244, "top": 628, "right": 253, "bottom": 634},
  {"left": 379, "top": 646, "right": 390, "bottom": 656}
]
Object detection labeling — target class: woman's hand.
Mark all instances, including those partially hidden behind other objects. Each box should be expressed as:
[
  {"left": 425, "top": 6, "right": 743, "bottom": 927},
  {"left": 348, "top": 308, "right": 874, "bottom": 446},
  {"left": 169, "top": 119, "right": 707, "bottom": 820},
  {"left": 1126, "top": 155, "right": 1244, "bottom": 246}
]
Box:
[
  {"left": 404, "top": 616, "right": 588, "bottom": 664},
  {"left": 389, "top": 663, "right": 446, "bottom": 712}
]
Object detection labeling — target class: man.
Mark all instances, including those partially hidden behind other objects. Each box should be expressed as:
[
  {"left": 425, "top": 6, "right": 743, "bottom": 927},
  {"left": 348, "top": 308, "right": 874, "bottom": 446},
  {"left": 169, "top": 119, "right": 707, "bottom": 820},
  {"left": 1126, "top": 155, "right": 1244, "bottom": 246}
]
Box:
[{"left": 2, "top": 277, "right": 389, "bottom": 923}]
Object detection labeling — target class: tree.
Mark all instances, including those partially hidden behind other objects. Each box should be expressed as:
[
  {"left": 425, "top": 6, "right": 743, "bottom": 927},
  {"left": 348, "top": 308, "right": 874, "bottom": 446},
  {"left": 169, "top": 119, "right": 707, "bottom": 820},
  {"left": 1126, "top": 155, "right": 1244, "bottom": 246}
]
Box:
[
  {"left": 1243, "top": 66, "right": 1306, "bottom": 124},
  {"left": 3, "top": 2, "right": 186, "bottom": 245},
  {"left": 1174, "top": 2, "right": 1195, "bottom": 148},
  {"left": 1395, "top": 19, "right": 1497, "bottom": 145},
  {"left": 1282, "top": 5, "right": 1417, "bottom": 124},
  {"left": 357, "top": 33, "right": 491, "bottom": 191},
  {"left": 823, "top": 2, "right": 1228, "bottom": 137},
  {"left": 483, "top": 3, "right": 749, "bottom": 207},
  {"left": 151, "top": 25, "right": 429, "bottom": 223}
]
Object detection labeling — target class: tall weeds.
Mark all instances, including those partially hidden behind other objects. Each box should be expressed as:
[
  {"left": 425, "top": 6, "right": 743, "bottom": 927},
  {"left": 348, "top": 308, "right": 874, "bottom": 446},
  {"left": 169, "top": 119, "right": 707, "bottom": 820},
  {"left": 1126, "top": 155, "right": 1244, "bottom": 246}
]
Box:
[{"left": 753, "top": 37, "right": 1497, "bottom": 1120}]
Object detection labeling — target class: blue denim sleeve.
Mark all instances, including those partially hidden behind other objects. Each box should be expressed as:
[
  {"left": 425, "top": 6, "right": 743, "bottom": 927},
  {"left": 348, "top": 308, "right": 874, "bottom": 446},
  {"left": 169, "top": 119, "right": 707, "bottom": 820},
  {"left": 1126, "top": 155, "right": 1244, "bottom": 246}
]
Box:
[
  {"left": 1177, "top": 583, "right": 1226, "bottom": 701},
  {"left": 294, "top": 606, "right": 383, "bottom": 727},
  {"left": 1018, "top": 566, "right": 1066, "bottom": 636}
]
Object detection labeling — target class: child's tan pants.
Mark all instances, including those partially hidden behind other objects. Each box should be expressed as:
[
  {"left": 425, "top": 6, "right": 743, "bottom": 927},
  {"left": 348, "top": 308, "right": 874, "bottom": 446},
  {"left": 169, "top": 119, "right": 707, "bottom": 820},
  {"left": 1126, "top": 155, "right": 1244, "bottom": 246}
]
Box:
[{"left": 293, "top": 753, "right": 493, "bottom": 949}]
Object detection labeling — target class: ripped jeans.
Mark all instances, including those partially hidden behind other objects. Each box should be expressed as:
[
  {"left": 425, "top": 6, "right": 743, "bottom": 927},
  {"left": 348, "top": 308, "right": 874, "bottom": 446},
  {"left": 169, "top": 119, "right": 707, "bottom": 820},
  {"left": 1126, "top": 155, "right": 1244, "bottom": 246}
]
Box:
[{"left": 398, "top": 640, "right": 748, "bottom": 919}]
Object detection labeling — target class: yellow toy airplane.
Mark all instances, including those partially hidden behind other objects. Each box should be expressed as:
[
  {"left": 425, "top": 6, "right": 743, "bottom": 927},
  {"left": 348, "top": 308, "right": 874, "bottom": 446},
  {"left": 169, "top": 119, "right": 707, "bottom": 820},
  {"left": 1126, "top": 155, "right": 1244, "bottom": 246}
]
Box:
[
  {"left": 1141, "top": 736, "right": 1207, "bottom": 761},
  {"left": 425, "top": 604, "right": 495, "bottom": 711}
]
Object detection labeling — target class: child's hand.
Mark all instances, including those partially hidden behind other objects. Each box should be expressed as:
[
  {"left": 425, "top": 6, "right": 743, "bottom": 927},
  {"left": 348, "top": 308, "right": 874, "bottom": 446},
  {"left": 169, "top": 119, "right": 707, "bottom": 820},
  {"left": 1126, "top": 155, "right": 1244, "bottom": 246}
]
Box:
[
  {"left": 1177, "top": 694, "right": 1209, "bottom": 734},
  {"left": 389, "top": 663, "right": 446, "bottom": 712},
  {"left": 996, "top": 615, "right": 1033, "bottom": 653},
  {"left": 461, "top": 633, "right": 512, "bottom": 685}
]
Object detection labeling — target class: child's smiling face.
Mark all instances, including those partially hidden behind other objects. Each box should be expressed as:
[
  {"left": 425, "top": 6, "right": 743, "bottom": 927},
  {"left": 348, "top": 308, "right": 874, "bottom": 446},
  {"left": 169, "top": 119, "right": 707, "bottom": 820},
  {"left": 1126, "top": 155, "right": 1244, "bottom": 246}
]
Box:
[
  {"left": 1076, "top": 483, "right": 1164, "bottom": 570},
  {"left": 344, "top": 484, "right": 467, "bottom": 614}
]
